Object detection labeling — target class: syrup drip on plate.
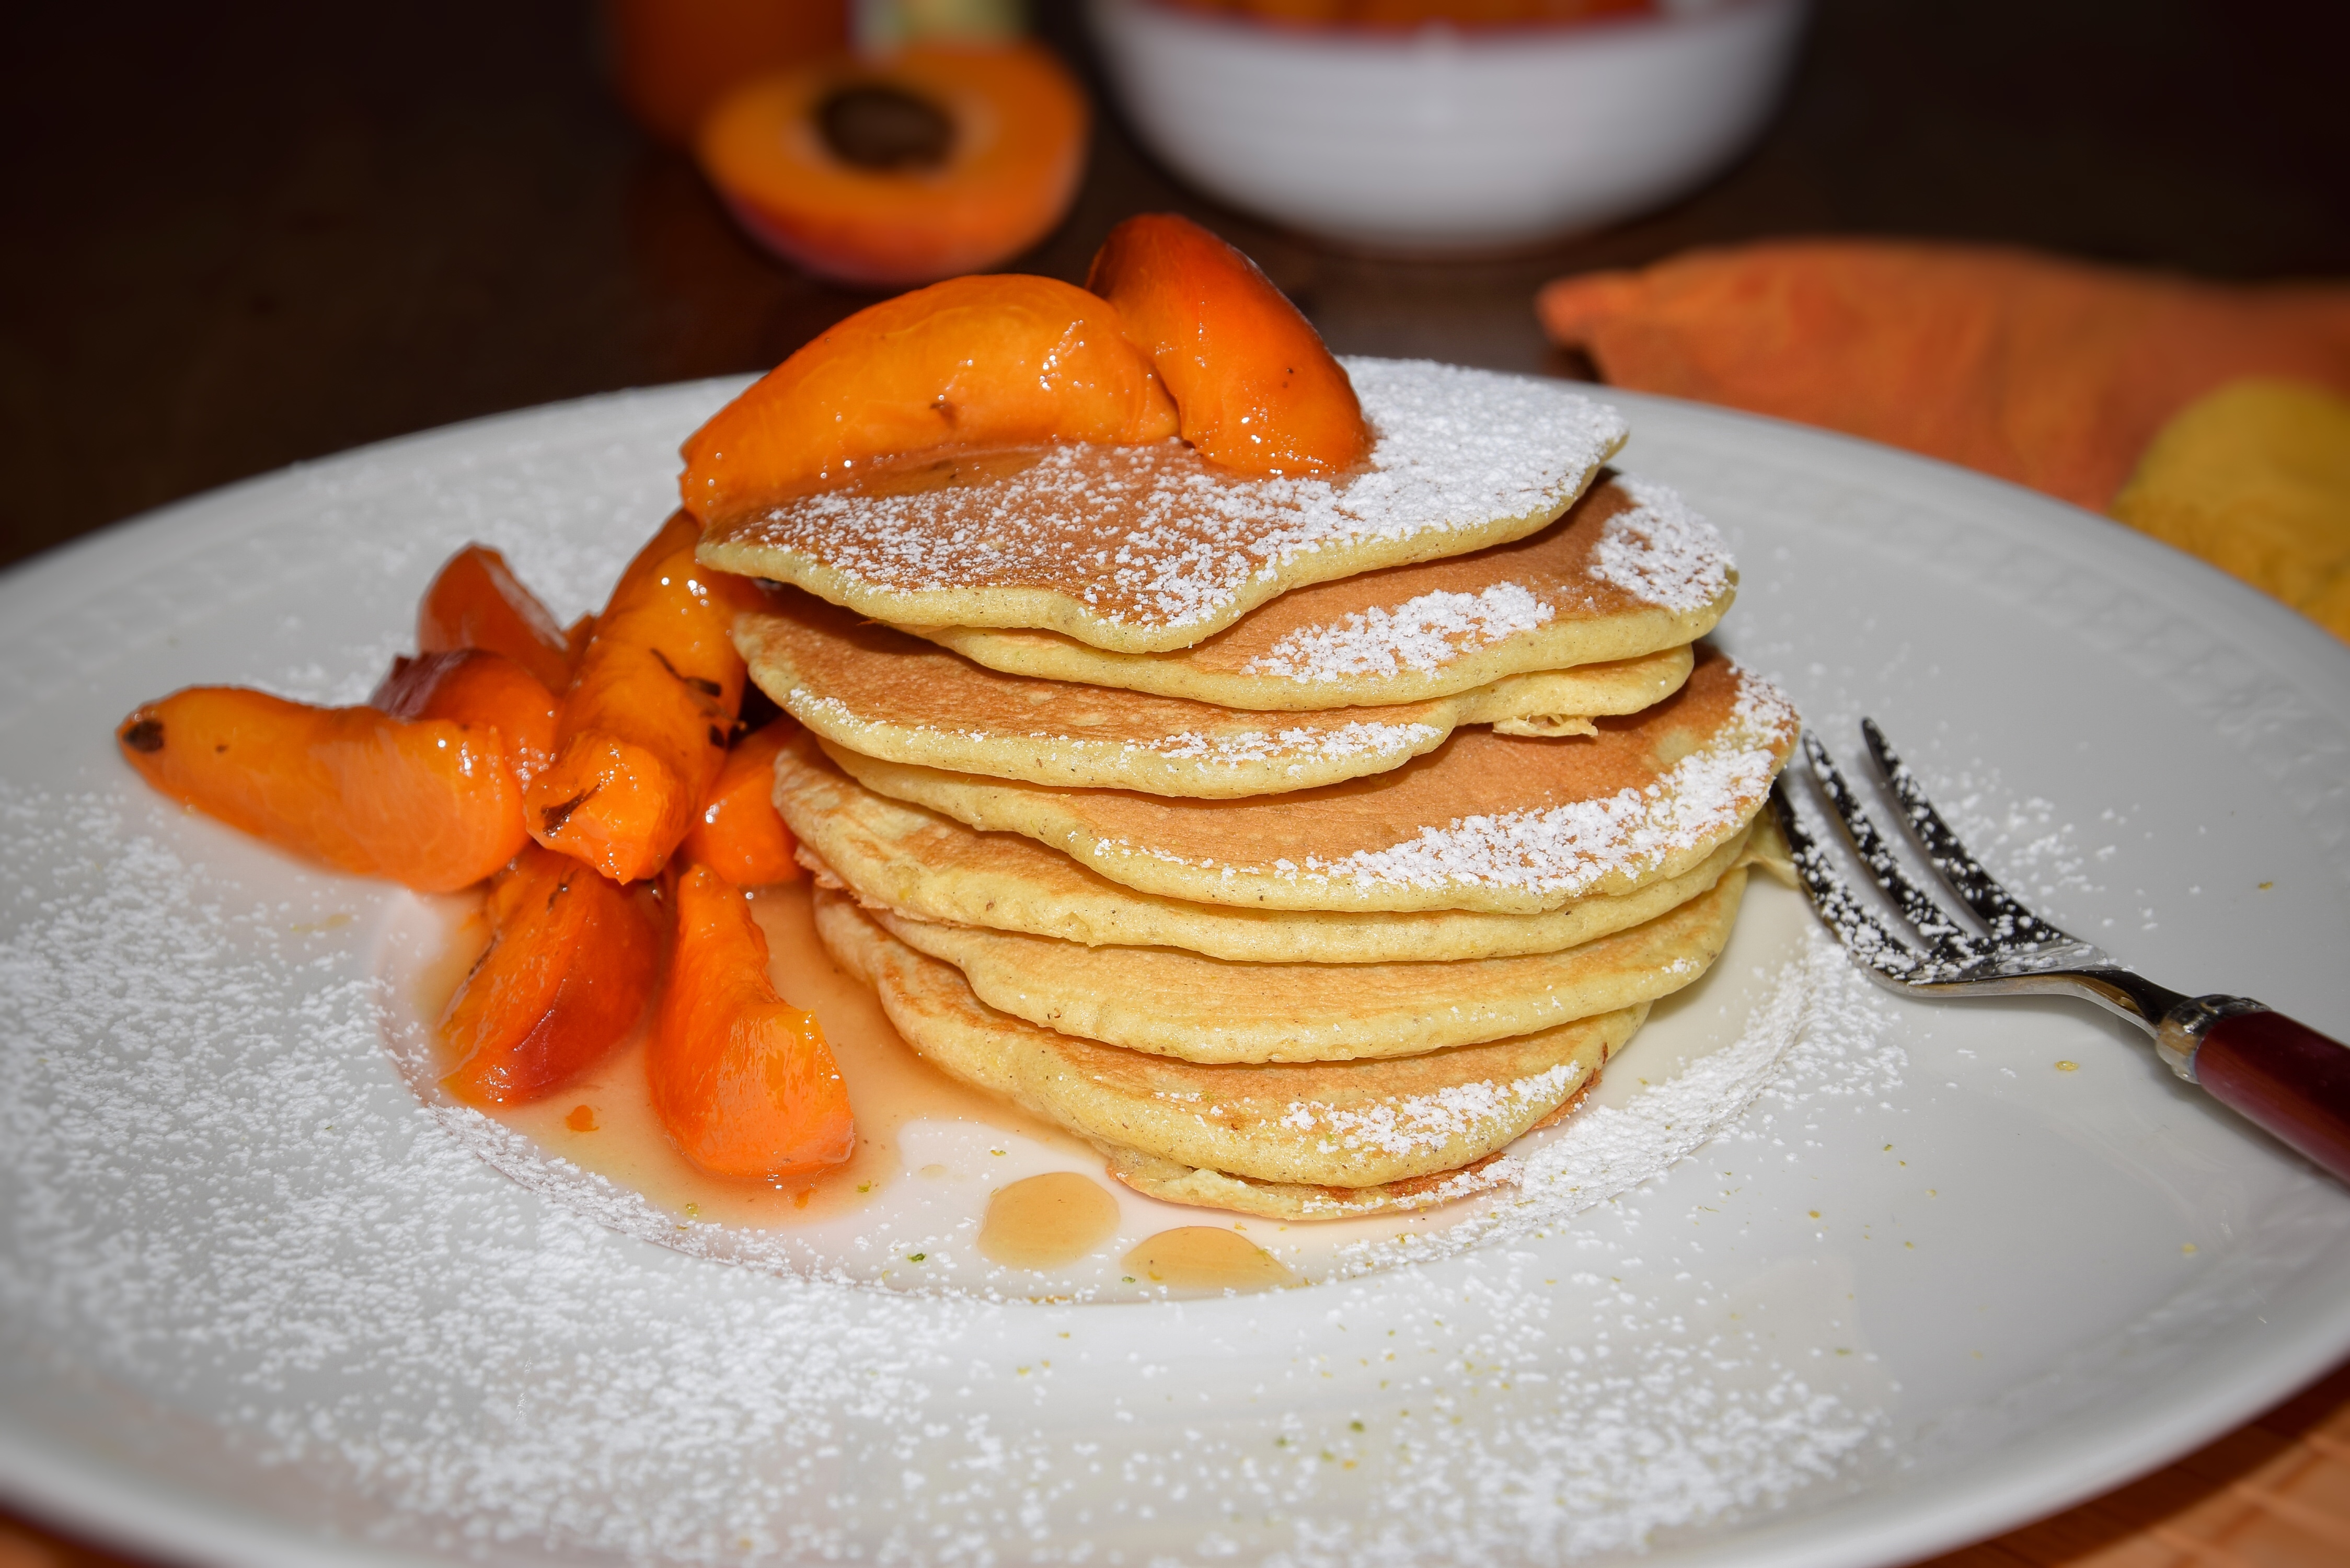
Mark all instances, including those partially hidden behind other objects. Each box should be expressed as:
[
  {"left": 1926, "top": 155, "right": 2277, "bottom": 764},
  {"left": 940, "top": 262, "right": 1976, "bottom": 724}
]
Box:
[{"left": 416, "top": 881, "right": 1091, "bottom": 1229}]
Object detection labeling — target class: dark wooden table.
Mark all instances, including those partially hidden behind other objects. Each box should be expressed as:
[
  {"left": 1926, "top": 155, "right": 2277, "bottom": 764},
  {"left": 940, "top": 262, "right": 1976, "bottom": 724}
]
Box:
[{"left": 3, "top": 2, "right": 2347, "bottom": 1563}]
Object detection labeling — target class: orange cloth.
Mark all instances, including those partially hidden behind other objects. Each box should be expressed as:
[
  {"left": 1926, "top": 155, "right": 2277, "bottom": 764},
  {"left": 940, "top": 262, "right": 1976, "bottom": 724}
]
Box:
[{"left": 1537, "top": 240, "right": 2350, "bottom": 512}]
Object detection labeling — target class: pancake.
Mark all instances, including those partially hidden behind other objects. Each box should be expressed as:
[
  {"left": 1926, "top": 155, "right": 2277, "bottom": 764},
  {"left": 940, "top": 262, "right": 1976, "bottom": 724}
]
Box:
[
  {"left": 872, "top": 867, "right": 1743, "bottom": 1063},
  {"left": 774, "top": 729, "right": 1757, "bottom": 962},
  {"left": 815, "top": 890, "right": 1643, "bottom": 1191},
  {"left": 823, "top": 647, "right": 1798, "bottom": 915},
  {"left": 735, "top": 586, "right": 1691, "bottom": 798},
  {"left": 697, "top": 360, "right": 1626, "bottom": 655},
  {"left": 912, "top": 473, "right": 1733, "bottom": 710},
  {"left": 1100, "top": 1146, "right": 1523, "bottom": 1220}
]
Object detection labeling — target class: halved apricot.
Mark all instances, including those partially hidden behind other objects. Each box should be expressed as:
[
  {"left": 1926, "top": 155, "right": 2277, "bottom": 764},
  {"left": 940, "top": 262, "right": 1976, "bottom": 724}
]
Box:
[
  {"left": 116, "top": 687, "right": 524, "bottom": 892},
  {"left": 372, "top": 649, "right": 562, "bottom": 789},
  {"left": 438, "top": 844, "right": 661, "bottom": 1106},
  {"left": 678, "top": 718, "right": 803, "bottom": 887},
  {"left": 525, "top": 513, "right": 750, "bottom": 882},
  {"left": 1087, "top": 213, "right": 1372, "bottom": 475},
  {"left": 678, "top": 274, "right": 1177, "bottom": 521},
  {"left": 696, "top": 43, "right": 1087, "bottom": 287},
  {"left": 417, "top": 544, "right": 576, "bottom": 694},
  {"left": 650, "top": 862, "right": 854, "bottom": 1179},
  {"left": 607, "top": 0, "right": 849, "bottom": 149}
]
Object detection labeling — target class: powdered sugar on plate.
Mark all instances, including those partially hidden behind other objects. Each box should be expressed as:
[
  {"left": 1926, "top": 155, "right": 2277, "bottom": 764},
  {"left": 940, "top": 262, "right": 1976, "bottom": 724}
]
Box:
[
  {"left": 1, "top": 778, "right": 1896, "bottom": 1565},
  {"left": 712, "top": 359, "right": 1626, "bottom": 639}
]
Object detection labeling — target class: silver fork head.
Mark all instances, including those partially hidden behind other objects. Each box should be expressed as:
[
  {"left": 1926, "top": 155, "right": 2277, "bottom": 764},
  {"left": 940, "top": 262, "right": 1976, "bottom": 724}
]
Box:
[{"left": 1772, "top": 722, "right": 2188, "bottom": 1033}]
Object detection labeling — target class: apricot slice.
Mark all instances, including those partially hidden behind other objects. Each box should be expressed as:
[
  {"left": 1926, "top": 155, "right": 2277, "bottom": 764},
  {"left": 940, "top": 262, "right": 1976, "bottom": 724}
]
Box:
[
  {"left": 417, "top": 544, "right": 575, "bottom": 694},
  {"left": 678, "top": 718, "right": 803, "bottom": 887},
  {"left": 525, "top": 513, "right": 749, "bottom": 882},
  {"left": 680, "top": 274, "right": 1176, "bottom": 521},
  {"left": 696, "top": 43, "right": 1088, "bottom": 287},
  {"left": 372, "top": 649, "right": 561, "bottom": 788},
  {"left": 439, "top": 845, "right": 661, "bottom": 1106},
  {"left": 1086, "top": 213, "right": 1372, "bottom": 475},
  {"left": 116, "top": 687, "right": 524, "bottom": 892},
  {"left": 651, "top": 862, "right": 854, "bottom": 1179}
]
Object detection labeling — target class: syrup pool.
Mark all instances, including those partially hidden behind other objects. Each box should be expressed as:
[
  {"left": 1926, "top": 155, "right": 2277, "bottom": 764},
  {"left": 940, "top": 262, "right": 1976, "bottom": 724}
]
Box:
[{"left": 372, "top": 877, "right": 1817, "bottom": 1300}]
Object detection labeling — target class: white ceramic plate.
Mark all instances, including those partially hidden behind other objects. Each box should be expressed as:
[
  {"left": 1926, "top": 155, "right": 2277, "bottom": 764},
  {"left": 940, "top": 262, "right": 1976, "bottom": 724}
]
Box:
[{"left": 3, "top": 380, "right": 2347, "bottom": 1568}]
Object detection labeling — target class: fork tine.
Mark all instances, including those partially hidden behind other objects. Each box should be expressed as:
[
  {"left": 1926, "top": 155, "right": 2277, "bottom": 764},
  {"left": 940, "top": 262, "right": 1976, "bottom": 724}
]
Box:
[
  {"left": 1799, "top": 732, "right": 1977, "bottom": 958},
  {"left": 1769, "top": 779, "right": 1934, "bottom": 982},
  {"left": 1859, "top": 719, "right": 2079, "bottom": 949}
]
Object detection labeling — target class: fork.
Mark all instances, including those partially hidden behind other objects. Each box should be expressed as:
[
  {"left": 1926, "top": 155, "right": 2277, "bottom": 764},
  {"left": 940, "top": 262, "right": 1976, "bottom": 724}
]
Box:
[{"left": 1772, "top": 720, "right": 2350, "bottom": 1184}]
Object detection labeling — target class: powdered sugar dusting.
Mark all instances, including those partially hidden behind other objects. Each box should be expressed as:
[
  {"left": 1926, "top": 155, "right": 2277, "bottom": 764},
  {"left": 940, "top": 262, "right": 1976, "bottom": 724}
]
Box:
[
  {"left": 1275, "top": 1062, "right": 1583, "bottom": 1157},
  {"left": 0, "top": 774, "right": 1896, "bottom": 1564},
  {"left": 789, "top": 689, "right": 1442, "bottom": 775},
  {"left": 1309, "top": 671, "right": 1792, "bottom": 897},
  {"left": 1591, "top": 475, "right": 1734, "bottom": 614},
  {"left": 1078, "top": 665, "right": 1800, "bottom": 900},
  {"left": 1240, "top": 581, "right": 1556, "bottom": 682},
  {"left": 1329, "top": 923, "right": 1898, "bottom": 1273},
  {"left": 722, "top": 359, "right": 1625, "bottom": 635}
]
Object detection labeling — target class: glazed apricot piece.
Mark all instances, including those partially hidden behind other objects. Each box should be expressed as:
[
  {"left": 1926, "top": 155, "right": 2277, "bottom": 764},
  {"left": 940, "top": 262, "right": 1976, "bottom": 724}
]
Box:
[
  {"left": 678, "top": 274, "right": 1178, "bottom": 521},
  {"left": 525, "top": 513, "right": 748, "bottom": 883},
  {"left": 678, "top": 718, "right": 803, "bottom": 887},
  {"left": 372, "top": 649, "right": 561, "bottom": 787},
  {"left": 650, "top": 862, "right": 854, "bottom": 1179},
  {"left": 438, "top": 845, "right": 661, "bottom": 1106},
  {"left": 1087, "top": 213, "right": 1373, "bottom": 475},
  {"left": 417, "top": 544, "right": 576, "bottom": 694},
  {"left": 116, "top": 688, "right": 524, "bottom": 892},
  {"left": 697, "top": 42, "right": 1088, "bottom": 287}
]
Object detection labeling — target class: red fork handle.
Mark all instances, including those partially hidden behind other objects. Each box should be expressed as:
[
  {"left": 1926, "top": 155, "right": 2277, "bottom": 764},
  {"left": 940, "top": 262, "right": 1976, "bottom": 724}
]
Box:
[{"left": 2172, "top": 1001, "right": 2350, "bottom": 1183}]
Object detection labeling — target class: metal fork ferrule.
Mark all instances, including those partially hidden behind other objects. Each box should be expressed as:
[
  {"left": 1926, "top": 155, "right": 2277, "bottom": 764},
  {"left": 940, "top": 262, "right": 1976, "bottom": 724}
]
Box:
[{"left": 2156, "top": 995, "right": 2271, "bottom": 1084}]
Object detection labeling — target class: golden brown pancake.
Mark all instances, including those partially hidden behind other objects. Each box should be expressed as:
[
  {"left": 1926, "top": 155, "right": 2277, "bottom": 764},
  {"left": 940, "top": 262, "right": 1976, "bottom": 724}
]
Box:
[
  {"left": 823, "top": 647, "right": 1797, "bottom": 915},
  {"left": 697, "top": 360, "right": 1626, "bottom": 654},
  {"left": 1100, "top": 1146, "right": 1523, "bottom": 1220},
  {"left": 914, "top": 473, "right": 1733, "bottom": 709},
  {"left": 774, "top": 729, "right": 1756, "bottom": 962},
  {"left": 734, "top": 586, "right": 1691, "bottom": 798},
  {"left": 873, "top": 868, "right": 1744, "bottom": 1064},
  {"left": 815, "top": 890, "right": 1643, "bottom": 1192}
]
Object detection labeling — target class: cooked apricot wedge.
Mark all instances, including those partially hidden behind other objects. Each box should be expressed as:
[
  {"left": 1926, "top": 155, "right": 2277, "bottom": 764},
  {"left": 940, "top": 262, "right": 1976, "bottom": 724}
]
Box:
[
  {"left": 116, "top": 687, "right": 524, "bottom": 892},
  {"left": 437, "top": 845, "right": 661, "bottom": 1106},
  {"left": 1087, "top": 212, "right": 1372, "bottom": 475},
  {"left": 678, "top": 718, "right": 803, "bottom": 887},
  {"left": 525, "top": 513, "right": 749, "bottom": 882},
  {"left": 651, "top": 862, "right": 854, "bottom": 1180},
  {"left": 372, "top": 648, "right": 561, "bottom": 788},
  {"left": 417, "top": 544, "right": 576, "bottom": 694},
  {"left": 696, "top": 42, "right": 1088, "bottom": 288},
  {"left": 678, "top": 273, "right": 1178, "bottom": 521}
]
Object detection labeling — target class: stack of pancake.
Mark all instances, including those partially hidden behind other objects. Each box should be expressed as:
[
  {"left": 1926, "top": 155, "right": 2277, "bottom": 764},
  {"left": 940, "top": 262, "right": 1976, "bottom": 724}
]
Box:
[{"left": 702, "top": 360, "right": 1800, "bottom": 1219}]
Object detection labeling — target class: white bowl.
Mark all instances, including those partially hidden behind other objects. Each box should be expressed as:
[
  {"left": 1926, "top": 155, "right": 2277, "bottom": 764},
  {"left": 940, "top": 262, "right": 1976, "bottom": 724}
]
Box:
[{"left": 1087, "top": 0, "right": 1808, "bottom": 252}]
